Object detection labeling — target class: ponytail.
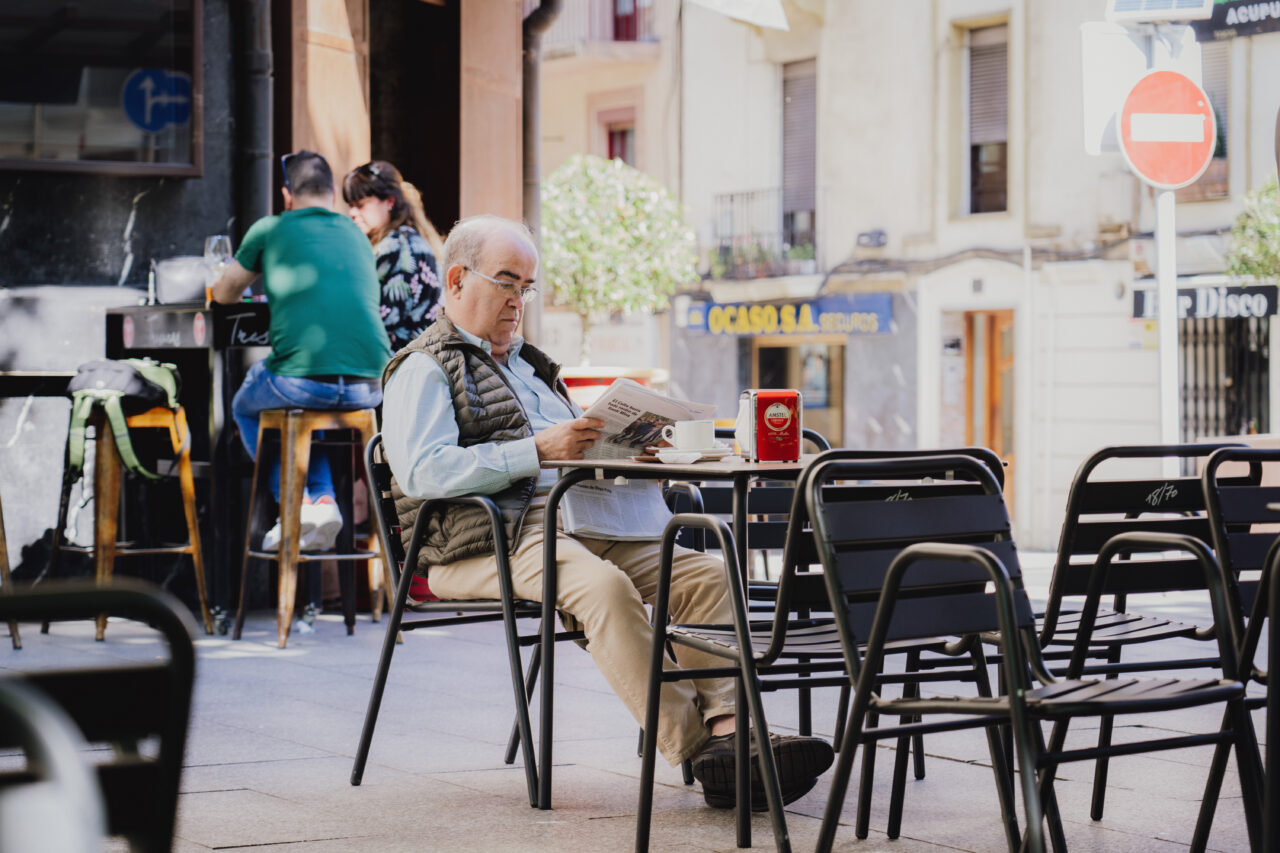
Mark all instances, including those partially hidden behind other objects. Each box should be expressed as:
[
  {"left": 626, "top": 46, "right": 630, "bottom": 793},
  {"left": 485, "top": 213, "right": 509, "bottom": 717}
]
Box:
[{"left": 400, "top": 180, "right": 445, "bottom": 260}]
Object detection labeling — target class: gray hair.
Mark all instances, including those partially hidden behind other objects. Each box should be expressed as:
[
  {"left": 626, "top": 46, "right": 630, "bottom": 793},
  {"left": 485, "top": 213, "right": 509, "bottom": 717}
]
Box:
[{"left": 439, "top": 214, "right": 538, "bottom": 276}]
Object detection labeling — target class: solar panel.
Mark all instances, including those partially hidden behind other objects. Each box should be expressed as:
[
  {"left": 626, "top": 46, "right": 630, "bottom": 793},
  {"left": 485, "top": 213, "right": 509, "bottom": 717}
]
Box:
[{"left": 1105, "top": 0, "right": 1215, "bottom": 23}]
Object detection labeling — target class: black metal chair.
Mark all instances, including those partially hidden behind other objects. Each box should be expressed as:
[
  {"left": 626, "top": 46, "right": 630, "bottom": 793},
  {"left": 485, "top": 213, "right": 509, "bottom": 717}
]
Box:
[
  {"left": 1187, "top": 446, "right": 1280, "bottom": 849},
  {"left": 0, "top": 580, "right": 196, "bottom": 853},
  {"left": 1027, "top": 442, "right": 1253, "bottom": 821},
  {"left": 810, "top": 454, "right": 1263, "bottom": 853},
  {"left": 350, "top": 433, "right": 583, "bottom": 808},
  {"left": 636, "top": 451, "right": 1004, "bottom": 851}
]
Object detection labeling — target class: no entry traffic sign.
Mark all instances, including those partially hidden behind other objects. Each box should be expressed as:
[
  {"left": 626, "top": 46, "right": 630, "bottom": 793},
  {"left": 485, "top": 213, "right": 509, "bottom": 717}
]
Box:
[{"left": 1118, "top": 69, "right": 1216, "bottom": 190}]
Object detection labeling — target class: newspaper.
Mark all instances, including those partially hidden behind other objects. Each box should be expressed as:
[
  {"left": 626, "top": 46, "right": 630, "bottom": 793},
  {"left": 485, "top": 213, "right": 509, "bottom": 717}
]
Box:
[
  {"left": 579, "top": 378, "right": 716, "bottom": 460},
  {"left": 560, "top": 378, "right": 717, "bottom": 539},
  {"left": 559, "top": 479, "right": 674, "bottom": 540}
]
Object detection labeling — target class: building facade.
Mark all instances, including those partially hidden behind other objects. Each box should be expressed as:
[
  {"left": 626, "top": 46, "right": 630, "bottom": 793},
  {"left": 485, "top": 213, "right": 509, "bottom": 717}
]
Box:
[{"left": 540, "top": 0, "right": 1280, "bottom": 546}]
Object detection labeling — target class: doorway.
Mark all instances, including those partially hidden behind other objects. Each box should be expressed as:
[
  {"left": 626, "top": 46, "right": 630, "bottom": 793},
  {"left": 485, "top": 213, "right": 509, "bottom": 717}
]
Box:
[
  {"left": 752, "top": 338, "right": 844, "bottom": 448},
  {"left": 964, "top": 310, "right": 1014, "bottom": 503}
]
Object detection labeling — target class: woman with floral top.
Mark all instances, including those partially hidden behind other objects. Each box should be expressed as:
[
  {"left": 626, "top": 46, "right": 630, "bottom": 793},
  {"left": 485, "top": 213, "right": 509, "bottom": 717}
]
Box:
[{"left": 342, "top": 161, "right": 445, "bottom": 351}]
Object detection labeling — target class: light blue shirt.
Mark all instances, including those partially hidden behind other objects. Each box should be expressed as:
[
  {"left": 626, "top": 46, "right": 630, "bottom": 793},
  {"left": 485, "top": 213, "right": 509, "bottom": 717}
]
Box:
[{"left": 382, "top": 327, "right": 579, "bottom": 499}]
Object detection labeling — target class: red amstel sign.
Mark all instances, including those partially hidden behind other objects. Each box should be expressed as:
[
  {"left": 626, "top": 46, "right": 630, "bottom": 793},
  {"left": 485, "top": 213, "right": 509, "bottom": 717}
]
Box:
[{"left": 1118, "top": 69, "right": 1217, "bottom": 190}]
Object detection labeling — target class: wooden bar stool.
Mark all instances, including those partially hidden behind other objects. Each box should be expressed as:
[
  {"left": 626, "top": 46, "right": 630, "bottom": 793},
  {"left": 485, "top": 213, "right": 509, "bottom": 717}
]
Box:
[
  {"left": 47, "top": 406, "right": 213, "bottom": 640},
  {"left": 0, "top": 487, "right": 20, "bottom": 649},
  {"left": 233, "top": 408, "right": 387, "bottom": 648}
]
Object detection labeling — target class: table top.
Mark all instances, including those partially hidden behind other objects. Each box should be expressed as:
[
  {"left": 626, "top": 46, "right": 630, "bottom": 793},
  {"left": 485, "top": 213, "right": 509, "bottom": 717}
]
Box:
[
  {"left": 0, "top": 371, "right": 77, "bottom": 397},
  {"left": 542, "top": 453, "right": 816, "bottom": 478},
  {"left": 107, "top": 302, "right": 270, "bottom": 350}
]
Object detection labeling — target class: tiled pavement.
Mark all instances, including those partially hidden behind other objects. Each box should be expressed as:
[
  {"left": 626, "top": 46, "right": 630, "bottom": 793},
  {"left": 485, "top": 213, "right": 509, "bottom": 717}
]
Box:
[{"left": 1, "top": 552, "right": 1264, "bottom": 852}]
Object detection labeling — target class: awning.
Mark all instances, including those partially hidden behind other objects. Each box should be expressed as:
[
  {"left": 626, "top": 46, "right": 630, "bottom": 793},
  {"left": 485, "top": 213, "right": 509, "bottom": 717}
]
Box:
[{"left": 686, "top": 0, "right": 790, "bottom": 31}]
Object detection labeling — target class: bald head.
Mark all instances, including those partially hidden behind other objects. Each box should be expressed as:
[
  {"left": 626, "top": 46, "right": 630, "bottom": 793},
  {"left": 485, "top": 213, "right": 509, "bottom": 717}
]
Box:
[{"left": 440, "top": 215, "right": 538, "bottom": 279}]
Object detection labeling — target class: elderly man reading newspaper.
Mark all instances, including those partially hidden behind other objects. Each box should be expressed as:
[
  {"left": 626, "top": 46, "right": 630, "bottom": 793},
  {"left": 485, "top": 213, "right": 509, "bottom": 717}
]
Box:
[{"left": 380, "top": 214, "right": 833, "bottom": 809}]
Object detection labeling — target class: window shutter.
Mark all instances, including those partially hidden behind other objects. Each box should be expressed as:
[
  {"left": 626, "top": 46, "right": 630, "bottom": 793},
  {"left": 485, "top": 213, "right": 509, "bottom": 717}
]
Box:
[
  {"left": 969, "top": 26, "right": 1007, "bottom": 146},
  {"left": 783, "top": 59, "right": 816, "bottom": 215},
  {"left": 1200, "top": 39, "right": 1228, "bottom": 157}
]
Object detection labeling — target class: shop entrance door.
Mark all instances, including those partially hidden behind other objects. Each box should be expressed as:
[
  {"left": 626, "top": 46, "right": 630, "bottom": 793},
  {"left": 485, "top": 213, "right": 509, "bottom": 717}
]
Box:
[
  {"left": 753, "top": 338, "right": 844, "bottom": 448},
  {"left": 964, "top": 310, "right": 1014, "bottom": 505}
]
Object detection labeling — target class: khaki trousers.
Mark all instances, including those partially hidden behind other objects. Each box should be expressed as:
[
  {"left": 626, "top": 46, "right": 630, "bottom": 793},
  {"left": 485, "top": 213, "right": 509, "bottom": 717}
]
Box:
[{"left": 429, "top": 499, "right": 736, "bottom": 766}]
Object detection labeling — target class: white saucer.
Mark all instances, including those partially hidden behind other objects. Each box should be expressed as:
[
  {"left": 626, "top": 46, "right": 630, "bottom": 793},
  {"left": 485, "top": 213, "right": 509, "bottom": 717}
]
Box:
[{"left": 653, "top": 446, "right": 734, "bottom": 464}]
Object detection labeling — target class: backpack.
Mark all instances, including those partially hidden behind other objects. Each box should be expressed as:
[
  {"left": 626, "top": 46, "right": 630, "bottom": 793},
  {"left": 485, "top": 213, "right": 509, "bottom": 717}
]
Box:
[{"left": 65, "top": 358, "right": 183, "bottom": 482}]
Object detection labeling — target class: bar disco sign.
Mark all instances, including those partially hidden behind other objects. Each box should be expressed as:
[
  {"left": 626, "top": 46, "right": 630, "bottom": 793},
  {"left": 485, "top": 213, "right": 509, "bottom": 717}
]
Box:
[{"left": 683, "top": 293, "right": 892, "bottom": 336}]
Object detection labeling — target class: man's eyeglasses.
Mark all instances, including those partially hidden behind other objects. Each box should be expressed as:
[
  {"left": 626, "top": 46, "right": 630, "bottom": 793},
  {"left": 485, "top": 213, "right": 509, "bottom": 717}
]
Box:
[{"left": 464, "top": 267, "right": 539, "bottom": 304}]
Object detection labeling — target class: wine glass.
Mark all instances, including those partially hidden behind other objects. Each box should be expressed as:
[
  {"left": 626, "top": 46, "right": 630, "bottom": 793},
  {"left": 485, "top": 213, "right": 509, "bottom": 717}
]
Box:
[{"left": 203, "top": 235, "right": 233, "bottom": 303}]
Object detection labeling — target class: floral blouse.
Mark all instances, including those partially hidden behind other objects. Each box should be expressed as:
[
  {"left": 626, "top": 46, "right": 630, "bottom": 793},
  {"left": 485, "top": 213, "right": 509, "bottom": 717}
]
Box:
[{"left": 374, "top": 225, "right": 442, "bottom": 351}]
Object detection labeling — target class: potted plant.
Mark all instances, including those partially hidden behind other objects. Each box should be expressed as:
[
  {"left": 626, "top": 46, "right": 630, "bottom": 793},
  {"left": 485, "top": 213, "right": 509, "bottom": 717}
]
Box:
[
  {"left": 541, "top": 154, "right": 700, "bottom": 364},
  {"left": 1226, "top": 175, "right": 1279, "bottom": 281}
]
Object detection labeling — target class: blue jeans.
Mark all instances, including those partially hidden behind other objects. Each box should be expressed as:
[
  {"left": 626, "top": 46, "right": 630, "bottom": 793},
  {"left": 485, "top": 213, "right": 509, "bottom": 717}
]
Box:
[{"left": 232, "top": 360, "right": 383, "bottom": 500}]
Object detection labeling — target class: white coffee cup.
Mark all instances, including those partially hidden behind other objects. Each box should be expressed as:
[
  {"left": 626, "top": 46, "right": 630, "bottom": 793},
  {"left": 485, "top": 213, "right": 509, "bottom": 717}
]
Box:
[{"left": 661, "top": 419, "right": 715, "bottom": 451}]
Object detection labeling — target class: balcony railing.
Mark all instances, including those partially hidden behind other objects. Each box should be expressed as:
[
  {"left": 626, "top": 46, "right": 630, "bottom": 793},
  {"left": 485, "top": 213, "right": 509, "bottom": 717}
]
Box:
[
  {"left": 706, "top": 188, "right": 818, "bottom": 281},
  {"left": 530, "top": 0, "right": 657, "bottom": 52}
]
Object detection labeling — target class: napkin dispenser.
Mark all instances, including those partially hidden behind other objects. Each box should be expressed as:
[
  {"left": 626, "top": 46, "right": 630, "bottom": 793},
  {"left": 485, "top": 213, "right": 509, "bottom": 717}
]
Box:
[{"left": 734, "top": 389, "right": 802, "bottom": 462}]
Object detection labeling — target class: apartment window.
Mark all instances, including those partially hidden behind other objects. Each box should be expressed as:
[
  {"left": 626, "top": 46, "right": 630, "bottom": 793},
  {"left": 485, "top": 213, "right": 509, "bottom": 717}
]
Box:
[
  {"left": 966, "top": 25, "right": 1007, "bottom": 214},
  {"left": 0, "top": 0, "right": 202, "bottom": 176},
  {"left": 607, "top": 122, "right": 635, "bottom": 166},
  {"left": 1178, "top": 39, "right": 1229, "bottom": 202},
  {"left": 782, "top": 59, "right": 816, "bottom": 252}
]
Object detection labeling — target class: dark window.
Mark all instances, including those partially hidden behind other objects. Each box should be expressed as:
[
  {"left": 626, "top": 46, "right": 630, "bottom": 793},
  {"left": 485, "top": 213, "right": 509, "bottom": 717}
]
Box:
[
  {"left": 607, "top": 123, "right": 635, "bottom": 166},
  {"left": 782, "top": 59, "right": 816, "bottom": 252},
  {"left": 0, "top": 0, "right": 201, "bottom": 176},
  {"left": 967, "top": 25, "right": 1007, "bottom": 214}
]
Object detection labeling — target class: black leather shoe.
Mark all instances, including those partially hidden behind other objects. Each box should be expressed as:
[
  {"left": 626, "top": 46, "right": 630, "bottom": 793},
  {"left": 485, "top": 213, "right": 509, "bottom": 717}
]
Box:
[{"left": 692, "top": 732, "right": 833, "bottom": 811}]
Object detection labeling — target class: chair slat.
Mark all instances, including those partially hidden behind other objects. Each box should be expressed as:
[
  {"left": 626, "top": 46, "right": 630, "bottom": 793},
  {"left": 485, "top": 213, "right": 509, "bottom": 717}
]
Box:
[
  {"left": 831, "top": 540, "right": 1021, "bottom": 596},
  {"left": 1065, "top": 516, "right": 1213, "bottom": 556},
  {"left": 821, "top": 493, "right": 1009, "bottom": 544},
  {"left": 1076, "top": 477, "right": 1208, "bottom": 514},
  {"left": 845, "top": 591, "right": 1034, "bottom": 644},
  {"left": 1213, "top": 484, "right": 1280, "bottom": 524},
  {"left": 1052, "top": 555, "right": 1208, "bottom": 597}
]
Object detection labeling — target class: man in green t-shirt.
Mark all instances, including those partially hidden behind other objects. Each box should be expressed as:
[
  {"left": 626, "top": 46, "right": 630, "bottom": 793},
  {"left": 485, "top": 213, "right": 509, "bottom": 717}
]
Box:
[{"left": 213, "top": 150, "right": 391, "bottom": 553}]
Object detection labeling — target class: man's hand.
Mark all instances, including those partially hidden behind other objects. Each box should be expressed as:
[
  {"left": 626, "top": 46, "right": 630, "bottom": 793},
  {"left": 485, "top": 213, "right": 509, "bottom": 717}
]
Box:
[
  {"left": 535, "top": 417, "right": 604, "bottom": 461},
  {"left": 211, "top": 260, "right": 259, "bottom": 304}
]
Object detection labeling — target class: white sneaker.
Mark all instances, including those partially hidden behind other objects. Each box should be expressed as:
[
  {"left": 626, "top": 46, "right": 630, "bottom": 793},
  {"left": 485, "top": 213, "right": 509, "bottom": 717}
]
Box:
[
  {"left": 299, "top": 500, "right": 343, "bottom": 552},
  {"left": 261, "top": 518, "right": 284, "bottom": 551}
]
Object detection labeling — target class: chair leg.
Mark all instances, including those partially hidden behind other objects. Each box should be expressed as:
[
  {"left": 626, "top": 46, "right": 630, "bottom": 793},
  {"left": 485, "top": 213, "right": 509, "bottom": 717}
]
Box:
[
  {"left": 275, "top": 414, "right": 311, "bottom": 648},
  {"left": 635, "top": 604, "right": 669, "bottom": 853},
  {"left": 351, "top": 547, "right": 414, "bottom": 786},
  {"left": 92, "top": 422, "right": 123, "bottom": 641},
  {"left": 0, "top": 491, "right": 21, "bottom": 650},
  {"left": 1229, "top": 701, "right": 1265, "bottom": 851},
  {"left": 817, "top": 681, "right": 873, "bottom": 853},
  {"left": 832, "top": 683, "right": 850, "bottom": 751},
  {"left": 507, "top": 643, "right": 541, "bottom": 765},
  {"left": 1036, "top": 720, "right": 1070, "bottom": 853},
  {"left": 970, "top": 641, "right": 1022, "bottom": 850},
  {"left": 170, "top": 408, "right": 213, "bottom": 635},
  {"left": 233, "top": 426, "right": 271, "bottom": 641},
  {"left": 1088, "top": 646, "right": 1122, "bottom": 820},
  {"left": 855, "top": 708, "right": 878, "bottom": 839}
]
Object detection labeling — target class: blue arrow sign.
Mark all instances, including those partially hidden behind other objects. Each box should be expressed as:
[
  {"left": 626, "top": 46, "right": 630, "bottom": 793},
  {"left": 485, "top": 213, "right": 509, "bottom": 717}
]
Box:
[{"left": 121, "top": 68, "right": 191, "bottom": 133}]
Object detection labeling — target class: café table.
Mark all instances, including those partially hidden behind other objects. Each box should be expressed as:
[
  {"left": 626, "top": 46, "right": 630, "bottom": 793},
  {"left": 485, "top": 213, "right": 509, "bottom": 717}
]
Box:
[
  {"left": 104, "top": 301, "right": 269, "bottom": 632},
  {"left": 533, "top": 453, "right": 816, "bottom": 808}
]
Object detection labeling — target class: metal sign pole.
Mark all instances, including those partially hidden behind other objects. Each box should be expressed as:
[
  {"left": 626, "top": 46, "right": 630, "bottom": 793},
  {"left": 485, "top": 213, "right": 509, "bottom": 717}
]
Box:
[{"left": 1157, "top": 188, "right": 1179, "bottom": 474}]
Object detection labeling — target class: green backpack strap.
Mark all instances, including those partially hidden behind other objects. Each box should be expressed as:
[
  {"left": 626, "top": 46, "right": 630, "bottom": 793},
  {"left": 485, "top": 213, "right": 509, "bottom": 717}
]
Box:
[
  {"left": 101, "top": 393, "right": 164, "bottom": 481},
  {"left": 65, "top": 394, "right": 97, "bottom": 483}
]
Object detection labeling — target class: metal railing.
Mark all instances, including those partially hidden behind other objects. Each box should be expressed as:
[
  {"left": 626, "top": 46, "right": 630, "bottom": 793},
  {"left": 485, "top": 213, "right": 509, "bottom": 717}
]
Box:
[
  {"left": 534, "top": 0, "right": 657, "bottom": 50},
  {"left": 706, "top": 188, "right": 818, "bottom": 280}
]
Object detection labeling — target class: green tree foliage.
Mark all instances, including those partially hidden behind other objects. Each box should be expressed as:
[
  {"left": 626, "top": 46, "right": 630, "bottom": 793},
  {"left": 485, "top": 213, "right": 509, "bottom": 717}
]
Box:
[
  {"left": 541, "top": 154, "right": 699, "bottom": 362},
  {"left": 1226, "top": 175, "right": 1280, "bottom": 281}
]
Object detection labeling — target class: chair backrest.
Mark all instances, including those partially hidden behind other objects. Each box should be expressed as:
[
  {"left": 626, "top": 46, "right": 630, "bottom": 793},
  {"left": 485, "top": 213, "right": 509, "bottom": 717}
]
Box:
[
  {"left": 805, "top": 455, "right": 1034, "bottom": 681},
  {"left": 1041, "top": 443, "right": 1250, "bottom": 634},
  {"left": 1202, "top": 446, "right": 1280, "bottom": 667},
  {"left": 0, "top": 581, "right": 195, "bottom": 853}
]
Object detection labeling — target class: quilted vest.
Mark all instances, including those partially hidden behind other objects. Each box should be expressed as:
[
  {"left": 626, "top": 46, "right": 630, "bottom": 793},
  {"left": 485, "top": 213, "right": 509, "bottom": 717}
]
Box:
[{"left": 382, "top": 314, "right": 573, "bottom": 570}]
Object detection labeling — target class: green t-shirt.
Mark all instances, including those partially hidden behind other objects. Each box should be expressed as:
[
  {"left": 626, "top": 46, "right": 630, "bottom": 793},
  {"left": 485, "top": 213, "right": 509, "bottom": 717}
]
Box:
[{"left": 235, "top": 207, "right": 391, "bottom": 378}]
